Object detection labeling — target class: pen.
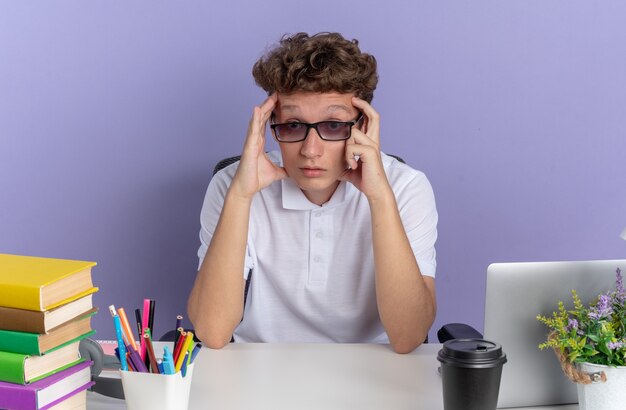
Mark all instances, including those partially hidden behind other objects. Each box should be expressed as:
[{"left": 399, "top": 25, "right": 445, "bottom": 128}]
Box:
[
  {"left": 162, "top": 345, "right": 176, "bottom": 375},
  {"left": 134, "top": 308, "right": 143, "bottom": 345},
  {"left": 109, "top": 305, "right": 128, "bottom": 371}
]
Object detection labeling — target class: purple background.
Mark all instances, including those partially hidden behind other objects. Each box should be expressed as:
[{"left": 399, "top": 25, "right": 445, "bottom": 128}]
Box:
[{"left": 1, "top": 1, "right": 625, "bottom": 341}]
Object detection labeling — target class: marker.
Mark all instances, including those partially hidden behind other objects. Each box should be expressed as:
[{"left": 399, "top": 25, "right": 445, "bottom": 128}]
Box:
[
  {"left": 189, "top": 343, "right": 202, "bottom": 364},
  {"left": 109, "top": 305, "right": 128, "bottom": 371},
  {"left": 162, "top": 346, "right": 176, "bottom": 375}
]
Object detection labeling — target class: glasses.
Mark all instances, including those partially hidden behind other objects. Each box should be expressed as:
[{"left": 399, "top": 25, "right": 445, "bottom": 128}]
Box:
[{"left": 270, "top": 114, "right": 363, "bottom": 143}]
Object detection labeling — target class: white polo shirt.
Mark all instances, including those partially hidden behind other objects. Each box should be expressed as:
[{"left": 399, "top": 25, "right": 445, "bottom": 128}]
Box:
[{"left": 198, "top": 151, "right": 438, "bottom": 344}]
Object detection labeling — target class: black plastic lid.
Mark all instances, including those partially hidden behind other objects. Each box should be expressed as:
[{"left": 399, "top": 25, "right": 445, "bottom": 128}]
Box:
[{"left": 437, "top": 338, "right": 507, "bottom": 368}]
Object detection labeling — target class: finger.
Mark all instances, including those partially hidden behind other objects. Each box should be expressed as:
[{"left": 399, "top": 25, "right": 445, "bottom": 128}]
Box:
[
  {"left": 351, "top": 97, "right": 380, "bottom": 145},
  {"left": 256, "top": 94, "right": 278, "bottom": 141},
  {"left": 344, "top": 138, "right": 359, "bottom": 170},
  {"left": 242, "top": 106, "right": 266, "bottom": 153},
  {"left": 345, "top": 142, "right": 376, "bottom": 162},
  {"left": 350, "top": 127, "right": 378, "bottom": 149},
  {"left": 259, "top": 93, "right": 278, "bottom": 120}
]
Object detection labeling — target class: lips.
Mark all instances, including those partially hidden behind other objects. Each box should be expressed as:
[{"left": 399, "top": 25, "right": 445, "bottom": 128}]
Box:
[{"left": 300, "top": 167, "right": 325, "bottom": 177}]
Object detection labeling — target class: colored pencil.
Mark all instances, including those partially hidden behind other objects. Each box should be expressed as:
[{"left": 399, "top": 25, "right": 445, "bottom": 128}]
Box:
[
  {"left": 174, "top": 315, "right": 183, "bottom": 345},
  {"left": 117, "top": 307, "right": 139, "bottom": 351},
  {"left": 173, "top": 330, "right": 186, "bottom": 364},
  {"left": 144, "top": 333, "right": 160, "bottom": 374},
  {"left": 141, "top": 299, "right": 150, "bottom": 360},
  {"left": 175, "top": 332, "right": 193, "bottom": 372},
  {"left": 148, "top": 299, "right": 156, "bottom": 336}
]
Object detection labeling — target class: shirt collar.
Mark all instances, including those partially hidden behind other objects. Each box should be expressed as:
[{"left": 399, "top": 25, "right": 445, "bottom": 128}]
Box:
[{"left": 281, "top": 178, "right": 351, "bottom": 210}]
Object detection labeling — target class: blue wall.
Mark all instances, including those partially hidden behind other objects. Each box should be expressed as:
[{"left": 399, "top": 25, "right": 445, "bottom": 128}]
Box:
[{"left": 1, "top": 1, "right": 625, "bottom": 340}]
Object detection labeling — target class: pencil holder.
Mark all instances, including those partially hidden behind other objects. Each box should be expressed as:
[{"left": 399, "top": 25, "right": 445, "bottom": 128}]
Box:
[{"left": 120, "top": 364, "right": 194, "bottom": 410}]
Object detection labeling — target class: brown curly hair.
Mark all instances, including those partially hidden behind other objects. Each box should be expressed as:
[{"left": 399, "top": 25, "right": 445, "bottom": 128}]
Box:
[{"left": 252, "top": 32, "right": 378, "bottom": 103}]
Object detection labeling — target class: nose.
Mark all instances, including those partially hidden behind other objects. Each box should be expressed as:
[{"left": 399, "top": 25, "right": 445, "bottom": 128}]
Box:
[{"left": 299, "top": 127, "right": 324, "bottom": 158}]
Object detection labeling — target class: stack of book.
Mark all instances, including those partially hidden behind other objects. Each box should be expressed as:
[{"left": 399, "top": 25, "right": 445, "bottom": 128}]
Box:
[{"left": 0, "top": 254, "right": 99, "bottom": 410}]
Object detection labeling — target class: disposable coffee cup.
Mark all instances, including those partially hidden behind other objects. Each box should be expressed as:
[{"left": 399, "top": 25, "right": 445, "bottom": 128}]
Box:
[
  {"left": 120, "top": 364, "right": 194, "bottom": 410},
  {"left": 437, "top": 339, "right": 507, "bottom": 410}
]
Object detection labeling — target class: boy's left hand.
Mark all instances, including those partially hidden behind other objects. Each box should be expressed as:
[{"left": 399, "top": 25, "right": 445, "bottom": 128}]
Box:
[{"left": 340, "top": 97, "right": 392, "bottom": 201}]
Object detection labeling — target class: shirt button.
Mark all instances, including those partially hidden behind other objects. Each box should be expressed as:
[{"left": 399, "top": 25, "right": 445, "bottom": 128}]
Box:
[
  {"left": 315, "top": 231, "right": 323, "bottom": 239},
  {"left": 314, "top": 212, "right": 322, "bottom": 217},
  {"left": 313, "top": 256, "right": 322, "bottom": 263}
]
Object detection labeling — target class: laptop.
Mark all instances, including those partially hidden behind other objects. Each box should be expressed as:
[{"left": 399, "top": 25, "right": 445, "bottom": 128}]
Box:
[{"left": 483, "top": 259, "right": 626, "bottom": 408}]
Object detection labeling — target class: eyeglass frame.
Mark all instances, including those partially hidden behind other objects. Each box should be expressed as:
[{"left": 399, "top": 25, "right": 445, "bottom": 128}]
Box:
[{"left": 269, "top": 113, "right": 364, "bottom": 143}]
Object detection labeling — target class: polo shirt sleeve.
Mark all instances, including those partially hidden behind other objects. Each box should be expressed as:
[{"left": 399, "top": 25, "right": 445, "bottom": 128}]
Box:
[
  {"left": 197, "top": 167, "right": 254, "bottom": 279},
  {"left": 394, "top": 170, "right": 438, "bottom": 278}
]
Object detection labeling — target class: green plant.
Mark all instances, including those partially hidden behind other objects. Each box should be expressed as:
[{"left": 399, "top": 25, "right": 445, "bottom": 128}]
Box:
[{"left": 537, "top": 268, "right": 626, "bottom": 366}]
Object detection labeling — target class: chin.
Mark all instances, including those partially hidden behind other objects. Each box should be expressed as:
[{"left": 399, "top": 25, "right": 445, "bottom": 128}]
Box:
[{"left": 299, "top": 179, "right": 340, "bottom": 195}]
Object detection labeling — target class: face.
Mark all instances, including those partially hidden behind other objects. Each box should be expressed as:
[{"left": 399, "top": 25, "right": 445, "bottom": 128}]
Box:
[{"left": 272, "top": 91, "right": 360, "bottom": 205}]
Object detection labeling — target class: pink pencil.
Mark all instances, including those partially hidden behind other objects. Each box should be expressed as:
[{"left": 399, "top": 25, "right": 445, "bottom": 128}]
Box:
[{"left": 140, "top": 298, "right": 150, "bottom": 360}]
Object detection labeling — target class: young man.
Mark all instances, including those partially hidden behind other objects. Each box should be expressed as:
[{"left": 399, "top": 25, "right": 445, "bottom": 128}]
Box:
[{"left": 187, "top": 32, "right": 437, "bottom": 354}]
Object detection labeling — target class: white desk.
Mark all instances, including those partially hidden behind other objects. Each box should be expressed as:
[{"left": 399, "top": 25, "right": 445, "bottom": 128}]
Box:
[{"left": 87, "top": 343, "right": 578, "bottom": 410}]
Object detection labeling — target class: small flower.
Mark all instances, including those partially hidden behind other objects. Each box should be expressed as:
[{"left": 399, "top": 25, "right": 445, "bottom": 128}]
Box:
[
  {"left": 588, "top": 294, "right": 613, "bottom": 320},
  {"left": 615, "top": 268, "right": 625, "bottom": 304},
  {"left": 567, "top": 318, "right": 578, "bottom": 331},
  {"left": 607, "top": 341, "right": 624, "bottom": 350}
]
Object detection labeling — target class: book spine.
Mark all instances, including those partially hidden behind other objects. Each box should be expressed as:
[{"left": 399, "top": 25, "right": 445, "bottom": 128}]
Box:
[
  {"left": 0, "top": 306, "right": 46, "bottom": 333},
  {"left": 0, "top": 329, "right": 42, "bottom": 355},
  {"left": 0, "top": 351, "right": 26, "bottom": 384},
  {"left": 0, "top": 381, "right": 36, "bottom": 410},
  {"left": 0, "top": 284, "right": 42, "bottom": 311}
]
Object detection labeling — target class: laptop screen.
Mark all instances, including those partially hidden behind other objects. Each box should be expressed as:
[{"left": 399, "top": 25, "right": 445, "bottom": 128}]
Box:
[{"left": 483, "top": 259, "right": 626, "bottom": 408}]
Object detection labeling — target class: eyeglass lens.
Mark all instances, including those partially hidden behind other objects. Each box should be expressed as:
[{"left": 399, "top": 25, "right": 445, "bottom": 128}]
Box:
[{"left": 274, "top": 121, "right": 352, "bottom": 142}]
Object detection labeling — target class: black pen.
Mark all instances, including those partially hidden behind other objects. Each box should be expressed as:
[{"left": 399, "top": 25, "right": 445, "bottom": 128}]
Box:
[{"left": 134, "top": 308, "right": 142, "bottom": 343}]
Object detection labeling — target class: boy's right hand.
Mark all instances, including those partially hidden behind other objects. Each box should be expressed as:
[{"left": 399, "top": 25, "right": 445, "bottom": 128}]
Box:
[{"left": 230, "top": 93, "right": 287, "bottom": 201}]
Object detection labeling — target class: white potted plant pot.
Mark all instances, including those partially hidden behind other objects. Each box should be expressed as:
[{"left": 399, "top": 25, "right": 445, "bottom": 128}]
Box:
[{"left": 576, "top": 362, "right": 626, "bottom": 410}]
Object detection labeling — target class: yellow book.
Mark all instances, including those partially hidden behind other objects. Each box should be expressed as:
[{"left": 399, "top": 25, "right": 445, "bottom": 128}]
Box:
[{"left": 0, "top": 254, "right": 98, "bottom": 311}]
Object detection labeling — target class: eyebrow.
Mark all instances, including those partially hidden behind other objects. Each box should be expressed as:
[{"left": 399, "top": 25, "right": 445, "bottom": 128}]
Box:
[{"left": 280, "top": 104, "right": 353, "bottom": 115}]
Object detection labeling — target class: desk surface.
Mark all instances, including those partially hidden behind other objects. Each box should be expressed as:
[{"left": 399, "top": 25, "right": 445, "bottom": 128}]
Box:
[{"left": 87, "top": 343, "right": 578, "bottom": 410}]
